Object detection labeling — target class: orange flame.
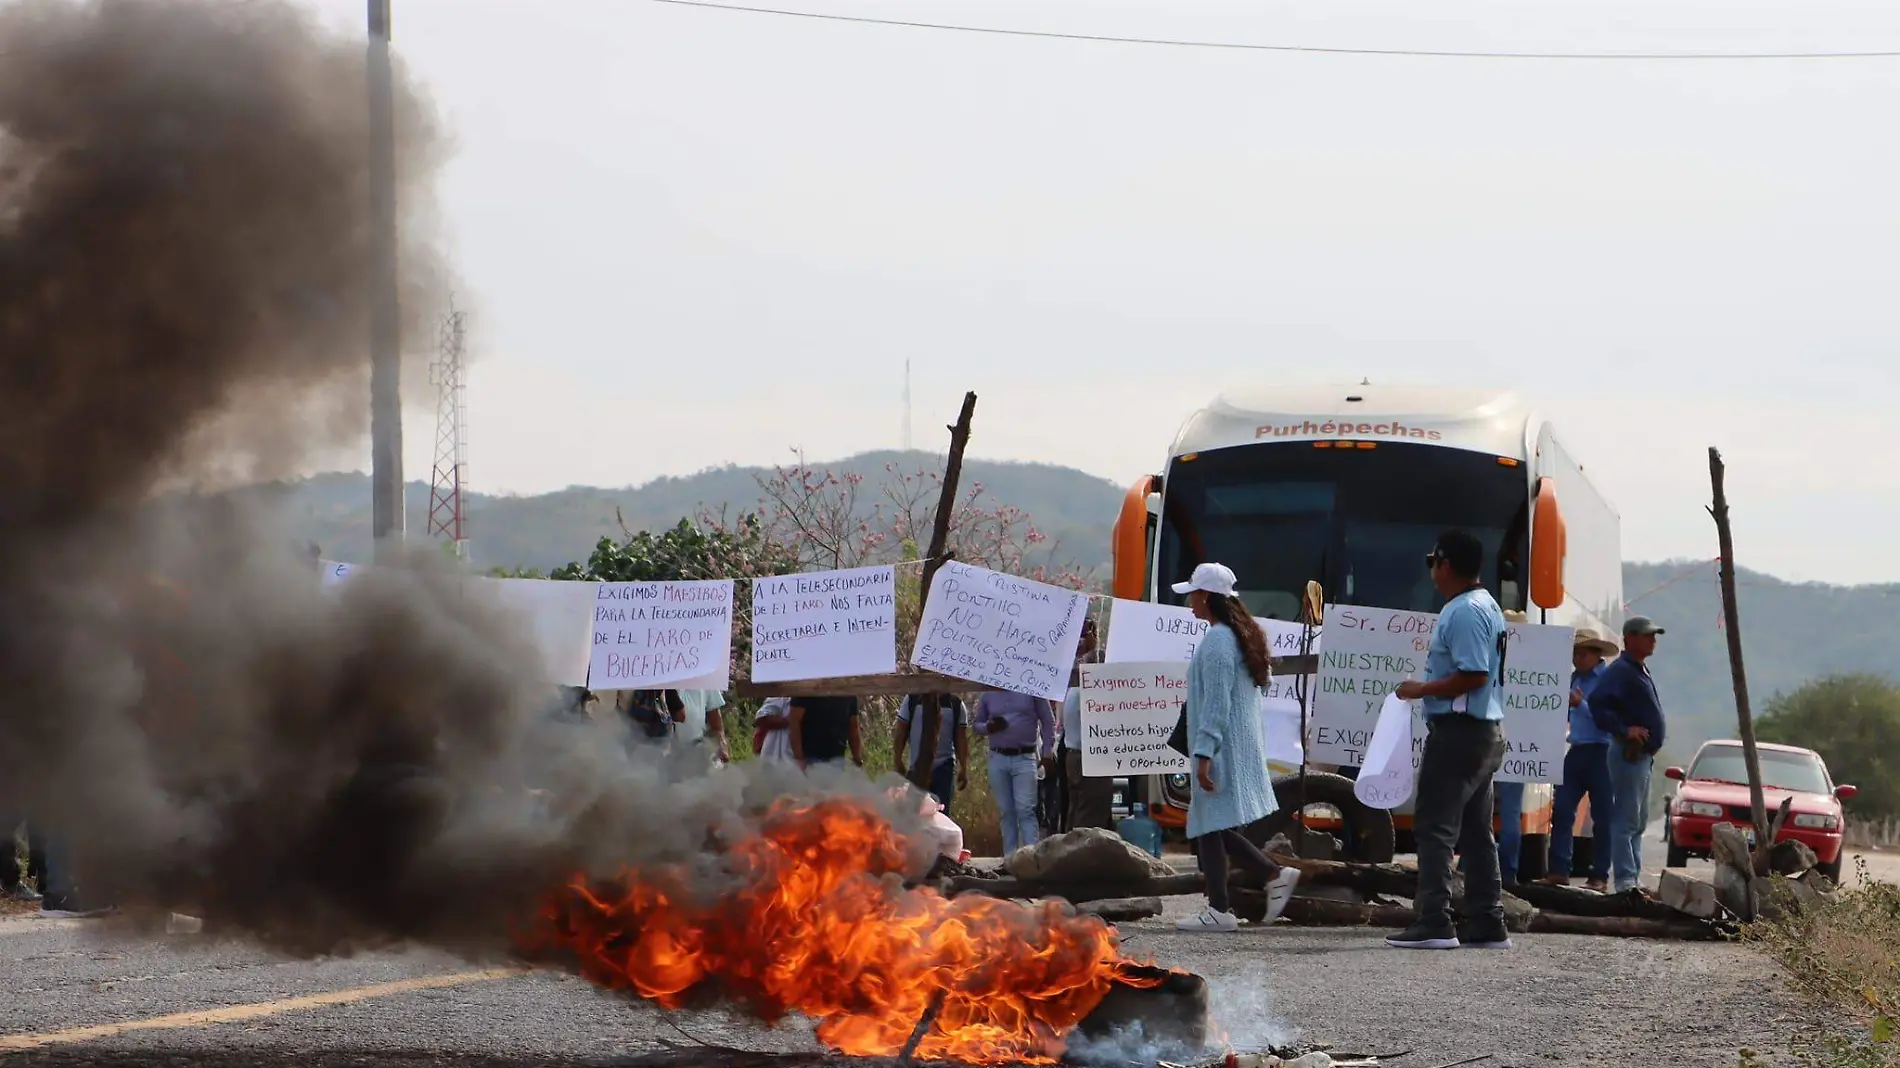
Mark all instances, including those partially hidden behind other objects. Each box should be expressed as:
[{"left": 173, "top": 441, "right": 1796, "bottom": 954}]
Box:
[{"left": 522, "top": 797, "right": 1153, "bottom": 1064}]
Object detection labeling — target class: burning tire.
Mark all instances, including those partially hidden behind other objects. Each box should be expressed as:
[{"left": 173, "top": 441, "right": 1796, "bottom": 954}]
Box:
[{"left": 1245, "top": 772, "right": 1396, "bottom": 864}]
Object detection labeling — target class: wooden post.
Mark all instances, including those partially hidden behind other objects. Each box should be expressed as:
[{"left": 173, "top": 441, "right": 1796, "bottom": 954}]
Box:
[
  {"left": 1294, "top": 581, "right": 1324, "bottom": 857},
  {"left": 1708, "top": 448, "right": 1772, "bottom": 857},
  {"left": 906, "top": 393, "right": 978, "bottom": 794}
]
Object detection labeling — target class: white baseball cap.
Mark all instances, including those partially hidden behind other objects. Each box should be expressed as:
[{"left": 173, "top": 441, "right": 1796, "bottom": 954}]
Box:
[{"left": 1171, "top": 562, "right": 1238, "bottom": 598}]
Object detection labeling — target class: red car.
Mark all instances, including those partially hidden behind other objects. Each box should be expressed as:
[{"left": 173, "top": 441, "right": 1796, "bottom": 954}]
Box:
[{"left": 1663, "top": 740, "right": 1857, "bottom": 882}]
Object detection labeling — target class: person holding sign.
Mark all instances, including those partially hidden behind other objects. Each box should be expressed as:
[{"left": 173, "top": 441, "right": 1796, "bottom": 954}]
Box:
[
  {"left": 1170, "top": 563, "right": 1299, "bottom": 934},
  {"left": 1389, "top": 531, "right": 1511, "bottom": 951}
]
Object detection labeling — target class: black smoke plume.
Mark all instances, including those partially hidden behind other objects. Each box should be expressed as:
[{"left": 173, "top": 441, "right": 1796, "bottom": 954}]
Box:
[{"left": 0, "top": 0, "right": 929, "bottom": 959}]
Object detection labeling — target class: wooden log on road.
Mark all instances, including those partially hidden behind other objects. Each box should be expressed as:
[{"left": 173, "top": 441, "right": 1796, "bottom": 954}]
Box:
[
  {"left": 945, "top": 873, "right": 1206, "bottom": 902},
  {"left": 1277, "top": 896, "right": 1415, "bottom": 928},
  {"left": 1507, "top": 880, "right": 1685, "bottom": 921},
  {"left": 1528, "top": 912, "right": 1729, "bottom": 941}
]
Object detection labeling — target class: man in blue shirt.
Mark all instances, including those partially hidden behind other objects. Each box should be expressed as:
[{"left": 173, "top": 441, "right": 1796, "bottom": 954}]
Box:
[
  {"left": 1541, "top": 629, "right": 1620, "bottom": 890},
  {"left": 1391, "top": 530, "right": 1510, "bottom": 951},
  {"left": 1589, "top": 616, "right": 1668, "bottom": 892}
]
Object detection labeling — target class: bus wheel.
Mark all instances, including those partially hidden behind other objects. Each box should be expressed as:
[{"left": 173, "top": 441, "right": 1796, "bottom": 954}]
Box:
[{"left": 1247, "top": 773, "right": 1396, "bottom": 865}]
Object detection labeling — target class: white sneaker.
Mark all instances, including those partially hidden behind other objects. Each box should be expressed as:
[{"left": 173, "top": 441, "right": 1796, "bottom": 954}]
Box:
[
  {"left": 1175, "top": 907, "right": 1241, "bottom": 933},
  {"left": 1264, "top": 867, "right": 1302, "bottom": 923}
]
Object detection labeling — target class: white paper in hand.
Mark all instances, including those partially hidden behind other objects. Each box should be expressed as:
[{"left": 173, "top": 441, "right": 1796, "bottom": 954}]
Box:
[{"left": 1353, "top": 692, "right": 1416, "bottom": 810}]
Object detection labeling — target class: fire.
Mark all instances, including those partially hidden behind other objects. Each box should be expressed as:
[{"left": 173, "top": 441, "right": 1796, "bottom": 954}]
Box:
[{"left": 523, "top": 797, "right": 1153, "bottom": 1064}]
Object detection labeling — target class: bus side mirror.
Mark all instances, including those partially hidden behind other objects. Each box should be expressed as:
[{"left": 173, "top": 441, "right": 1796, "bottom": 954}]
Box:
[
  {"left": 1530, "top": 476, "right": 1566, "bottom": 611},
  {"left": 1113, "top": 475, "right": 1160, "bottom": 602}
]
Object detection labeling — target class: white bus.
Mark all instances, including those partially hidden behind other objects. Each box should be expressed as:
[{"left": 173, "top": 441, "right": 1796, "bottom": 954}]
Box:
[{"left": 1110, "top": 383, "right": 1622, "bottom": 874}]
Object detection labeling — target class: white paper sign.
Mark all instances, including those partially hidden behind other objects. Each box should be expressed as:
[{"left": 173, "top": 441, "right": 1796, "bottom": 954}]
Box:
[
  {"left": 588, "top": 580, "right": 735, "bottom": 689},
  {"left": 1311, "top": 604, "right": 1433, "bottom": 770},
  {"left": 910, "top": 563, "right": 1088, "bottom": 700},
  {"left": 1103, "top": 599, "right": 1318, "bottom": 663},
  {"left": 1496, "top": 623, "right": 1575, "bottom": 784},
  {"left": 1353, "top": 693, "right": 1418, "bottom": 809},
  {"left": 471, "top": 577, "right": 598, "bottom": 687},
  {"left": 750, "top": 565, "right": 898, "bottom": 683},
  {"left": 1078, "top": 662, "right": 1190, "bottom": 777},
  {"left": 1105, "top": 598, "right": 1315, "bottom": 769}
]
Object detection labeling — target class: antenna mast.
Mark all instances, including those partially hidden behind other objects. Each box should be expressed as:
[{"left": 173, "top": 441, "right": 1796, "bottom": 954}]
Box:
[{"left": 426, "top": 300, "right": 469, "bottom": 560}]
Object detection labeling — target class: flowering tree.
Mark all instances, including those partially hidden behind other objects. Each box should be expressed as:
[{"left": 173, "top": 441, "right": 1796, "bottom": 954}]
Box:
[{"left": 753, "top": 460, "right": 1092, "bottom": 588}]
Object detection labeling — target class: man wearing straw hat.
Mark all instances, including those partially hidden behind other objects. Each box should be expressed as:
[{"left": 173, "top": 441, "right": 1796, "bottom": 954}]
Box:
[{"left": 1542, "top": 628, "right": 1621, "bottom": 890}]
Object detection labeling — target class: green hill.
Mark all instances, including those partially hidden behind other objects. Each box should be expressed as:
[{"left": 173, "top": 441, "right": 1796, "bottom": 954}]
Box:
[{"left": 274, "top": 453, "right": 1899, "bottom": 756}]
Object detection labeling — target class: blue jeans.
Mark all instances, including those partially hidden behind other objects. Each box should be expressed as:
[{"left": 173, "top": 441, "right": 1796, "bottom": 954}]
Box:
[
  {"left": 928, "top": 760, "right": 957, "bottom": 812},
  {"left": 1550, "top": 743, "right": 1615, "bottom": 882},
  {"left": 1494, "top": 780, "right": 1525, "bottom": 885},
  {"left": 988, "top": 751, "right": 1041, "bottom": 857},
  {"left": 1609, "top": 750, "right": 1654, "bottom": 892}
]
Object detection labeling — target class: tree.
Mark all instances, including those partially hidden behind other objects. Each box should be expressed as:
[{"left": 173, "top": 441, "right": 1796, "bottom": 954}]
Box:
[
  {"left": 1757, "top": 674, "right": 1900, "bottom": 818},
  {"left": 754, "top": 459, "right": 1092, "bottom": 588}
]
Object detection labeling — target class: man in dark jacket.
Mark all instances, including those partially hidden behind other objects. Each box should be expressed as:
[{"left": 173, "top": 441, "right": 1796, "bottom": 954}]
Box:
[{"left": 1589, "top": 616, "right": 1667, "bottom": 893}]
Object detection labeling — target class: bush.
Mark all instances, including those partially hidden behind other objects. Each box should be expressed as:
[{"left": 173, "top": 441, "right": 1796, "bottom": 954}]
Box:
[{"left": 1748, "top": 856, "right": 1900, "bottom": 1067}]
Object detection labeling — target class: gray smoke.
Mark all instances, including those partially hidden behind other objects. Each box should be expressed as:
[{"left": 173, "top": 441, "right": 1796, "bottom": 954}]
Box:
[{"left": 0, "top": 0, "right": 930, "bottom": 960}]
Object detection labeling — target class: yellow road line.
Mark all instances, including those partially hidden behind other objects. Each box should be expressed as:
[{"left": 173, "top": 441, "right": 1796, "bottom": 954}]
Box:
[
  {"left": 0, "top": 968, "right": 519, "bottom": 1052},
  {"left": 0, "top": 918, "right": 85, "bottom": 937}
]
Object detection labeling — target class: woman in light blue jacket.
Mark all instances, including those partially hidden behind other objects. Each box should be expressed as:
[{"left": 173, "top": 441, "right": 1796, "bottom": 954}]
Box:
[{"left": 1174, "top": 563, "right": 1301, "bottom": 932}]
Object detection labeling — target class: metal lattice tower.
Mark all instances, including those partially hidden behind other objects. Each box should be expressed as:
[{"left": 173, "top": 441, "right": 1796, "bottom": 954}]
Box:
[{"left": 426, "top": 301, "right": 469, "bottom": 559}]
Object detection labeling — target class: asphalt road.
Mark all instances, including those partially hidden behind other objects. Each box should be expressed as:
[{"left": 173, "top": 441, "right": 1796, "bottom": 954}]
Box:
[{"left": 1, "top": 893, "right": 1833, "bottom": 1068}]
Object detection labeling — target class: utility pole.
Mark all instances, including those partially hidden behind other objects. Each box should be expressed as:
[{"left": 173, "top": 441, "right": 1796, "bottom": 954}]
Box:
[{"left": 368, "top": 0, "right": 404, "bottom": 556}]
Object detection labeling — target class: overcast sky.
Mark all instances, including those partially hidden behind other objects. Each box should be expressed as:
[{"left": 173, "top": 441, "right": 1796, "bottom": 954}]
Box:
[{"left": 303, "top": 0, "right": 1900, "bottom": 585}]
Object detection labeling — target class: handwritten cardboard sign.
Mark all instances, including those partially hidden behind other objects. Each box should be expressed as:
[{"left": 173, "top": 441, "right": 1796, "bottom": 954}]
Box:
[
  {"left": 1103, "top": 598, "right": 1318, "bottom": 663},
  {"left": 750, "top": 565, "right": 898, "bottom": 683},
  {"left": 1078, "top": 662, "right": 1189, "bottom": 777},
  {"left": 1496, "top": 623, "right": 1574, "bottom": 784},
  {"left": 1105, "top": 598, "right": 1315, "bottom": 770},
  {"left": 910, "top": 563, "right": 1087, "bottom": 700},
  {"left": 588, "top": 580, "right": 735, "bottom": 689},
  {"left": 1311, "top": 604, "right": 1432, "bottom": 771},
  {"left": 1313, "top": 603, "right": 1574, "bottom": 784}
]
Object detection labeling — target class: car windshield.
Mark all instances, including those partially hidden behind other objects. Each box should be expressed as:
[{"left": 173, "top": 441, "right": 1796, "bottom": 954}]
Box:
[
  {"left": 1156, "top": 440, "right": 1530, "bottom": 619},
  {"left": 1688, "top": 746, "right": 1833, "bottom": 795}
]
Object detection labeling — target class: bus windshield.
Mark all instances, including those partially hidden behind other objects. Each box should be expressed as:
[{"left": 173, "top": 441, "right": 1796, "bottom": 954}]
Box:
[{"left": 1157, "top": 442, "right": 1530, "bottom": 620}]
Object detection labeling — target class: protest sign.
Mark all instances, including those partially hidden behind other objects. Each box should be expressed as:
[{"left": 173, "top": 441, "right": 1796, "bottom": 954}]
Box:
[
  {"left": 588, "top": 580, "right": 735, "bottom": 689},
  {"left": 1496, "top": 623, "right": 1575, "bottom": 784},
  {"left": 1311, "top": 604, "right": 1432, "bottom": 770},
  {"left": 1103, "top": 599, "right": 1317, "bottom": 663},
  {"left": 1105, "top": 598, "right": 1315, "bottom": 768},
  {"left": 750, "top": 565, "right": 898, "bottom": 683},
  {"left": 1078, "top": 662, "right": 1188, "bottom": 777},
  {"left": 911, "top": 563, "right": 1087, "bottom": 700},
  {"left": 466, "top": 577, "right": 597, "bottom": 687},
  {"left": 1353, "top": 693, "right": 1418, "bottom": 809}
]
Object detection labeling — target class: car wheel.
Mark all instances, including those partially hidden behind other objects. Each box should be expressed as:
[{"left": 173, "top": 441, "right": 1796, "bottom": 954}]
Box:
[
  {"left": 1816, "top": 858, "right": 1843, "bottom": 885},
  {"left": 1665, "top": 821, "right": 1689, "bottom": 869}
]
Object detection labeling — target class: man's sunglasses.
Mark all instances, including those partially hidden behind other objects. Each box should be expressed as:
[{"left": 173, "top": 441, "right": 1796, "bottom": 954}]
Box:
[{"left": 1424, "top": 552, "right": 1444, "bottom": 570}]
